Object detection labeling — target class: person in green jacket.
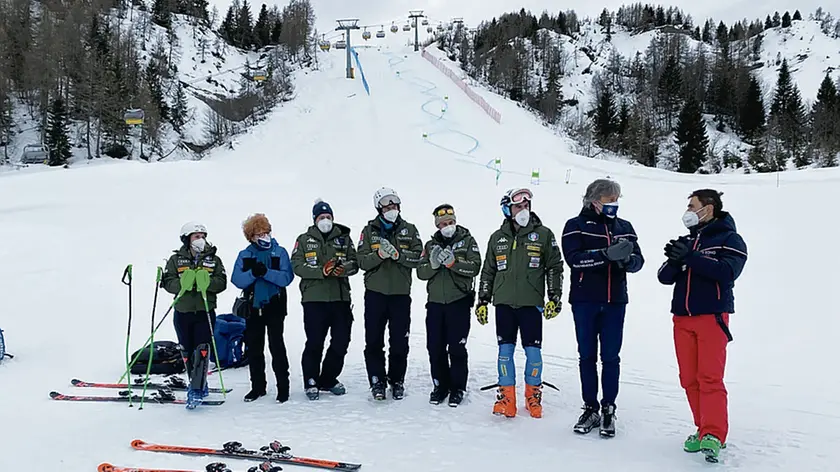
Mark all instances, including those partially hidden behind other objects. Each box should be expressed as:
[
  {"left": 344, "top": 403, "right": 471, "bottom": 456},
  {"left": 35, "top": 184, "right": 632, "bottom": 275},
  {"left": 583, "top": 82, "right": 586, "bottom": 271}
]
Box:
[
  {"left": 416, "top": 204, "right": 481, "bottom": 407},
  {"left": 357, "top": 187, "right": 423, "bottom": 401},
  {"left": 291, "top": 199, "right": 359, "bottom": 401},
  {"left": 476, "top": 188, "right": 564, "bottom": 419},
  {"left": 160, "top": 221, "right": 227, "bottom": 400}
]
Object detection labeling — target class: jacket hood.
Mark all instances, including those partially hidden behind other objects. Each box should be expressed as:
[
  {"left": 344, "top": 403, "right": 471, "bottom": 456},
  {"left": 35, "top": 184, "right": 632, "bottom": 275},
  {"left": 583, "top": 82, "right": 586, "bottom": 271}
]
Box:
[{"left": 697, "top": 211, "right": 737, "bottom": 236}]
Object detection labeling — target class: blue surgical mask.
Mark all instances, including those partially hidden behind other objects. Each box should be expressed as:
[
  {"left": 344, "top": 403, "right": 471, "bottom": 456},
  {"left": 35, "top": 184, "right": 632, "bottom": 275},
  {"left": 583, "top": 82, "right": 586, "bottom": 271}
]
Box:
[
  {"left": 602, "top": 202, "right": 618, "bottom": 218},
  {"left": 256, "top": 235, "right": 272, "bottom": 248}
]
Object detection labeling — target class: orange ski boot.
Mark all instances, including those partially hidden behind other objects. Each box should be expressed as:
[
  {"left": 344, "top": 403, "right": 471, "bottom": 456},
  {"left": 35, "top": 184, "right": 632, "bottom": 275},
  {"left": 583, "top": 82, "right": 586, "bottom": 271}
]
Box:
[
  {"left": 493, "top": 385, "right": 517, "bottom": 417},
  {"left": 525, "top": 384, "right": 543, "bottom": 418}
]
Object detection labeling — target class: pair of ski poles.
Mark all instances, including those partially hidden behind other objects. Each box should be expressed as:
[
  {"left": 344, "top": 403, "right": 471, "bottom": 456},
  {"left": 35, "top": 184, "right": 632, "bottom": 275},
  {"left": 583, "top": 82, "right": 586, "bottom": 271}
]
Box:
[{"left": 119, "top": 264, "right": 227, "bottom": 409}]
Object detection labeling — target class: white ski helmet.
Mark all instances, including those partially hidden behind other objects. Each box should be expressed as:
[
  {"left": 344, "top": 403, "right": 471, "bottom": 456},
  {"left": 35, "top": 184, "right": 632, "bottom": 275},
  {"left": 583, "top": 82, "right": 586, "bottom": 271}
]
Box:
[
  {"left": 373, "top": 187, "right": 401, "bottom": 210},
  {"left": 180, "top": 221, "right": 207, "bottom": 244}
]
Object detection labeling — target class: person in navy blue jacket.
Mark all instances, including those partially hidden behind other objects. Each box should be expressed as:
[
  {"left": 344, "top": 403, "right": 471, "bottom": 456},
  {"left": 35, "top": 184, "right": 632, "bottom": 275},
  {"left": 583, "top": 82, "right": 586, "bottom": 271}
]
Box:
[
  {"left": 561, "top": 178, "right": 643, "bottom": 438},
  {"left": 658, "top": 189, "right": 747, "bottom": 461},
  {"left": 231, "top": 213, "right": 295, "bottom": 404}
]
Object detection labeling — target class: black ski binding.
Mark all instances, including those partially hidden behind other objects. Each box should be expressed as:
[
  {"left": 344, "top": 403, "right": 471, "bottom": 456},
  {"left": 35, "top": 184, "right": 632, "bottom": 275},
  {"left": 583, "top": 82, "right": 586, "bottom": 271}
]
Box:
[
  {"left": 152, "top": 389, "right": 176, "bottom": 402},
  {"left": 247, "top": 462, "right": 282, "bottom": 472},
  {"left": 222, "top": 441, "right": 247, "bottom": 454},
  {"left": 268, "top": 441, "right": 291, "bottom": 454},
  {"left": 206, "top": 462, "right": 231, "bottom": 472}
]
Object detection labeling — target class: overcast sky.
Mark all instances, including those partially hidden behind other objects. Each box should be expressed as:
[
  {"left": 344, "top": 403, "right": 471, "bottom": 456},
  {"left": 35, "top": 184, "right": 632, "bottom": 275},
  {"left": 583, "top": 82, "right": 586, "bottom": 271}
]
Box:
[{"left": 209, "top": 0, "right": 831, "bottom": 33}]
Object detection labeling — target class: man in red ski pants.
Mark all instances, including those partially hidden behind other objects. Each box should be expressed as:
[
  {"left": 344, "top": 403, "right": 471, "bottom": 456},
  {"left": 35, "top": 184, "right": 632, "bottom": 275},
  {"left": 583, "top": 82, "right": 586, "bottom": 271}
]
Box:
[{"left": 657, "top": 189, "right": 747, "bottom": 462}]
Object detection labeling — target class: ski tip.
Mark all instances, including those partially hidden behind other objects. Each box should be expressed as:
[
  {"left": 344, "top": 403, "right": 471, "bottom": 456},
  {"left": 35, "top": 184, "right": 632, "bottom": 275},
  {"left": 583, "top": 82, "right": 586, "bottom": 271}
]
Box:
[
  {"left": 71, "top": 378, "right": 83, "bottom": 385},
  {"left": 98, "top": 463, "right": 115, "bottom": 472},
  {"left": 49, "top": 391, "right": 62, "bottom": 399},
  {"left": 130, "top": 439, "right": 147, "bottom": 449}
]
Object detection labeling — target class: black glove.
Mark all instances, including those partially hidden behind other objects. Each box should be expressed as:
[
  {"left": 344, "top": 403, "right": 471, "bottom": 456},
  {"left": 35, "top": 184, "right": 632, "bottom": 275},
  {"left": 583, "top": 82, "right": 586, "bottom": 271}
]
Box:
[
  {"left": 251, "top": 261, "right": 267, "bottom": 277},
  {"left": 603, "top": 239, "right": 634, "bottom": 261},
  {"left": 664, "top": 239, "right": 692, "bottom": 263}
]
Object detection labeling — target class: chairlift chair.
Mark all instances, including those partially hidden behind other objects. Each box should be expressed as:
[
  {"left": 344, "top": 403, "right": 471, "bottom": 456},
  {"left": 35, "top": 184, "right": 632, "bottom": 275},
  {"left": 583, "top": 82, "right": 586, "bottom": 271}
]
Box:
[
  {"left": 403, "top": 23, "right": 411, "bottom": 31},
  {"left": 124, "top": 108, "right": 144, "bottom": 125},
  {"left": 376, "top": 26, "right": 386, "bottom": 38},
  {"left": 335, "top": 40, "right": 346, "bottom": 49},
  {"left": 422, "top": 19, "right": 429, "bottom": 25}
]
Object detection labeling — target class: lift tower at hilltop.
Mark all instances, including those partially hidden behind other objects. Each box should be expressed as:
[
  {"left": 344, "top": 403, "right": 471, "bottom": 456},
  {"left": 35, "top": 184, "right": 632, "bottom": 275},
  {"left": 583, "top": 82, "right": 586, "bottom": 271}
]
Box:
[
  {"left": 408, "top": 10, "right": 425, "bottom": 51},
  {"left": 335, "top": 19, "right": 360, "bottom": 78}
]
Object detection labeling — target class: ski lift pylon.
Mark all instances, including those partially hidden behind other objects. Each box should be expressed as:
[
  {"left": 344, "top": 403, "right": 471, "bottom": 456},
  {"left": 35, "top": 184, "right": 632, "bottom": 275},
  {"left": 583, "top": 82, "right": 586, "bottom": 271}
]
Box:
[{"left": 124, "top": 108, "right": 144, "bottom": 125}]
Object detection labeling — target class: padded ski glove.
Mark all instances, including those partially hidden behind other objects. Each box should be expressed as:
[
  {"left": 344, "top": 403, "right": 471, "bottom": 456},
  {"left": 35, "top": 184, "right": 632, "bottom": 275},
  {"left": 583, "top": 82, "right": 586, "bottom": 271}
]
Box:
[
  {"left": 332, "top": 259, "right": 346, "bottom": 277},
  {"left": 252, "top": 261, "right": 267, "bottom": 277},
  {"left": 604, "top": 239, "right": 634, "bottom": 261},
  {"left": 429, "top": 246, "right": 443, "bottom": 269},
  {"left": 179, "top": 269, "right": 197, "bottom": 292},
  {"left": 543, "top": 293, "right": 562, "bottom": 320},
  {"left": 665, "top": 238, "right": 692, "bottom": 263},
  {"left": 323, "top": 259, "right": 337, "bottom": 276},
  {"left": 475, "top": 301, "right": 489, "bottom": 325},
  {"left": 195, "top": 269, "right": 211, "bottom": 293},
  {"left": 438, "top": 247, "right": 456, "bottom": 268},
  {"left": 378, "top": 239, "right": 399, "bottom": 260}
]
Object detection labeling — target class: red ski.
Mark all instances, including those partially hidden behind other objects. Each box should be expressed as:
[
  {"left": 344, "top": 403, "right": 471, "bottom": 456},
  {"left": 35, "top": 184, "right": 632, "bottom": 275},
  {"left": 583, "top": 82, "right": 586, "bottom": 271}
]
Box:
[{"left": 131, "top": 439, "right": 362, "bottom": 470}]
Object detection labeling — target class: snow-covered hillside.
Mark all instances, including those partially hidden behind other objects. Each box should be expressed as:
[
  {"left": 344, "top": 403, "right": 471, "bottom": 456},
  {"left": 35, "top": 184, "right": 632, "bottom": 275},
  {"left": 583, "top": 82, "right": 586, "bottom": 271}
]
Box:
[{"left": 2, "top": 28, "right": 840, "bottom": 472}]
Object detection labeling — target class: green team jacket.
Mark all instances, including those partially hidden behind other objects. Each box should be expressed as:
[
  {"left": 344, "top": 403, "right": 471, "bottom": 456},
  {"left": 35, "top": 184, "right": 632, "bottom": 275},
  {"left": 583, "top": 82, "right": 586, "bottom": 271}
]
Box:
[
  {"left": 478, "top": 213, "right": 564, "bottom": 308},
  {"left": 416, "top": 225, "right": 482, "bottom": 304},
  {"left": 290, "top": 223, "right": 359, "bottom": 303},
  {"left": 357, "top": 216, "right": 424, "bottom": 295},
  {"left": 161, "top": 245, "right": 228, "bottom": 313}
]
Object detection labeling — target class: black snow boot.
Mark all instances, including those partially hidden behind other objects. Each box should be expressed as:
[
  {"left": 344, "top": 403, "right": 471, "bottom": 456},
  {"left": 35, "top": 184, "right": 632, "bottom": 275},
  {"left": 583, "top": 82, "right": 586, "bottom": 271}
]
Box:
[
  {"left": 371, "top": 381, "right": 386, "bottom": 401},
  {"left": 448, "top": 389, "right": 465, "bottom": 407},
  {"left": 391, "top": 381, "right": 405, "bottom": 400},
  {"left": 429, "top": 386, "right": 448, "bottom": 405},
  {"left": 573, "top": 404, "right": 601, "bottom": 434},
  {"left": 244, "top": 389, "right": 266, "bottom": 402},
  {"left": 600, "top": 404, "right": 616, "bottom": 437}
]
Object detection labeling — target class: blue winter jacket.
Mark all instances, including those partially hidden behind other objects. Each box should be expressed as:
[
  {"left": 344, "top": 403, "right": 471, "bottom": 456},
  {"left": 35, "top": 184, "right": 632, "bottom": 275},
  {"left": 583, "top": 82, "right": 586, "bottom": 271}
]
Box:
[
  {"left": 231, "top": 239, "right": 294, "bottom": 308},
  {"left": 561, "top": 207, "right": 644, "bottom": 304},
  {"left": 657, "top": 212, "right": 747, "bottom": 316}
]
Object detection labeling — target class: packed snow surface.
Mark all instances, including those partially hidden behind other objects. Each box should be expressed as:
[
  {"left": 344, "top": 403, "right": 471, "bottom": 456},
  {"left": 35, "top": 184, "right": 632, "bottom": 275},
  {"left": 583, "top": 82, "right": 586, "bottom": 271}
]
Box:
[{"left": 1, "top": 33, "right": 839, "bottom": 472}]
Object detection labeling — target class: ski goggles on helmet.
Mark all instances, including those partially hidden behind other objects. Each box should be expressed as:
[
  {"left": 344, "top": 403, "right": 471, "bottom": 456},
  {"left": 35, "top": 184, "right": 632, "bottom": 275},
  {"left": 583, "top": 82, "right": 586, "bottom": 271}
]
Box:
[
  {"left": 433, "top": 205, "right": 455, "bottom": 217},
  {"left": 378, "top": 195, "right": 401, "bottom": 208},
  {"left": 509, "top": 188, "right": 533, "bottom": 205}
]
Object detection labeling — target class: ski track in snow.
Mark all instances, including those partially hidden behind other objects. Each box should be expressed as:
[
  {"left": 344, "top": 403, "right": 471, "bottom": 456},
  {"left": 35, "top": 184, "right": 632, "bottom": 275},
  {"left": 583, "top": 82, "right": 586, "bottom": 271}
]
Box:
[{"left": 1, "top": 36, "right": 840, "bottom": 472}]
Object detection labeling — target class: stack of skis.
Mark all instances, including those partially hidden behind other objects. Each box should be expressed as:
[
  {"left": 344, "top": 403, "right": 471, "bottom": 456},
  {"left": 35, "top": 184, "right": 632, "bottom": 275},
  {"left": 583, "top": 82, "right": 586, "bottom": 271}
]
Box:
[
  {"left": 99, "top": 439, "right": 362, "bottom": 470},
  {"left": 49, "top": 377, "right": 229, "bottom": 407}
]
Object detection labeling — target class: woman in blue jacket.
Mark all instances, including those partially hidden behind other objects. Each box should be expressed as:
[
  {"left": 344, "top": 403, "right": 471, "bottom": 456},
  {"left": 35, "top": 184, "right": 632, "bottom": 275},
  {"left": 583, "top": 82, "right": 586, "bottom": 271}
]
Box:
[{"left": 231, "top": 213, "right": 295, "bottom": 403}]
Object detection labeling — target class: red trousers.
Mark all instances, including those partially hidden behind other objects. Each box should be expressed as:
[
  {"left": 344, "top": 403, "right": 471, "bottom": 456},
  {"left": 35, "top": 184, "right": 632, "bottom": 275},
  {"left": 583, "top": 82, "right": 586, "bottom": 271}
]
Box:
[{"left": 673, "top": 313, "right": 730, "bottom": 444}]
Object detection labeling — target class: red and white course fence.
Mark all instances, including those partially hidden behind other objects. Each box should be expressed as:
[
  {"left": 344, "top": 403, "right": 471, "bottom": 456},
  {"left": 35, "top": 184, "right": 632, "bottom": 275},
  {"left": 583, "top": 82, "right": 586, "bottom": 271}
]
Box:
[{"left": 421, "top": 49, "right": 502, "bottom": 124}]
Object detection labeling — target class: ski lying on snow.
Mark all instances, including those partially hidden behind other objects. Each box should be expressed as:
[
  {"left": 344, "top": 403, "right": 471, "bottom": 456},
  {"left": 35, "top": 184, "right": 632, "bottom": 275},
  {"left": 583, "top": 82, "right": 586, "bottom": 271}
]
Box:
[
  {"left": 50, "top": 391, "right": 224, "bottom": 405},
  {"left": 97, "top": 462, "right": 280, "bottom": 472},
  {"left": 72, "top": 378, "right": 232, "bottom": 394},
  {"left": 131, "top": 439, "right": 362, "bottom": 470}
]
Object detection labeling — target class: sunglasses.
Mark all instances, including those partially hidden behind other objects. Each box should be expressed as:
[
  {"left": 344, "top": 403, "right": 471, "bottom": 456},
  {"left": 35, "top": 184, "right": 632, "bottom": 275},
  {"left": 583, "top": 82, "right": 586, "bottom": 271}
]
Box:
[{"left": 434, "top": 207, "right": 455, "bottom": 216}]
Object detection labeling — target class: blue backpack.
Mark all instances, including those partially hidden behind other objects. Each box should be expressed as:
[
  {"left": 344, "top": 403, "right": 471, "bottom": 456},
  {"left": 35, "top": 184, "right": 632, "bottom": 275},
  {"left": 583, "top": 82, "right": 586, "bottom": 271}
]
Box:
[
  {"left": 213, "top": 314, "right": 247, "bottom": 368},
  {"left": 0, "top": 328, "right": 12, "bottom": 362}
]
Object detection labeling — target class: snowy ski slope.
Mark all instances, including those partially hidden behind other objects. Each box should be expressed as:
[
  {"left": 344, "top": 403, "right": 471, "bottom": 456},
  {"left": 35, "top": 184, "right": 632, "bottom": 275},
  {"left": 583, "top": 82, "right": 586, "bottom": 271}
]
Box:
[{"left": 1, "top": 33, "right": 839, "bottom": 472}]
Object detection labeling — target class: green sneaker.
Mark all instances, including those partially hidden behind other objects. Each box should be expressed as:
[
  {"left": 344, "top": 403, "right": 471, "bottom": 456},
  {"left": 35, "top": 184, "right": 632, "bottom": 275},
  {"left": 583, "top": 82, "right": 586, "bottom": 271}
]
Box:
[
  {"left": 700, "top": 434, "right": 723, "bottom": 462},
  {"left": 683, "top": 432, "right": 701, "bottom": 453}
]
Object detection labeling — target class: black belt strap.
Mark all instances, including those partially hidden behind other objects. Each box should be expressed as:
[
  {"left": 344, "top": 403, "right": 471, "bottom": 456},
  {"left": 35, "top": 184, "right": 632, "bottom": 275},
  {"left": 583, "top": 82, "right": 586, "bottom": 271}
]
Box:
[{"left": 715, "top": 313, "right": 733, "bottom": 342}]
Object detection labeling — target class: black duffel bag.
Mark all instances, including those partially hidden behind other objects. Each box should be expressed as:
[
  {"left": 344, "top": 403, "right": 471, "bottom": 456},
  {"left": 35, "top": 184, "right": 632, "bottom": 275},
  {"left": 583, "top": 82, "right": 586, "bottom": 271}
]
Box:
[{"left": 130, "top": 340, "right": 185, "bottom": 375}]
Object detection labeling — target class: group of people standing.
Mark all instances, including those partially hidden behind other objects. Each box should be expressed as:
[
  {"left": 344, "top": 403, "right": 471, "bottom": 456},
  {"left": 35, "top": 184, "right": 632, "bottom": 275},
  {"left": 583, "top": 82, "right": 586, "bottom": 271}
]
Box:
[{"left": 160, "top": 179, "right": 747, "bottom": 461}]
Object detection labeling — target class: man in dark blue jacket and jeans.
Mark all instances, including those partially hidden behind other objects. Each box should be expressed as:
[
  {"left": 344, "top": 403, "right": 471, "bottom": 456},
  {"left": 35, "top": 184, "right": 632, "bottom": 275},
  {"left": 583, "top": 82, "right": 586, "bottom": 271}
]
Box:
[
  {"left": 561, "top": 178, "right": 644, "bottom": 437},
  {"left": 658, "top": 189, "right": 747, "bottom": 463}
]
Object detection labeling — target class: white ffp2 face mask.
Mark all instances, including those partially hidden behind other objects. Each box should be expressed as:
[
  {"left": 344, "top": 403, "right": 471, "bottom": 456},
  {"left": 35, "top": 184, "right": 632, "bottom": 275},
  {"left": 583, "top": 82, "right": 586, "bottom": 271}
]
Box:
[
  {"left": 317, "top": 218, "right": 333, "bottom": 233},
  {"left": 682, "top": 209, "right": 703, "bottom": 228},
  {"left": 440, "top": 225, "right": 456, "bottom": 238},
  {"left": 514, "top": 209, "right": 530, "bottom": 226},
  {"left": 383, "top": 209, "right": 399, "bottom": 222},
  {"left": 191, "top": 238, "right": 206, "bottom": 253}
]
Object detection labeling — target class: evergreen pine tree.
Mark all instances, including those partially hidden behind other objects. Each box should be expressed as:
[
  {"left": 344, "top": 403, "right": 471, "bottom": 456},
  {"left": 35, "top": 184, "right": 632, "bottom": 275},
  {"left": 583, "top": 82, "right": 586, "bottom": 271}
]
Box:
[
  {"left": 592, "top": 88, "right": 618, "bottom": 149},
  {"left": 738, "top": 75, "right": 766, "bottom": 143},
  {"left": 793, "top": 10, "right": 802, "bottom": 21},
  {"left": 45, "top": 96, "right": 72, "bottom": 166},
  {"left": 675, "top": 96, "right": 709, "bottom": 172},
  {"left": 152, "top": 0, "right": 173, "bottom": 29},
  {"left": 170, "top": 82, "right": 190, "bottom": 133},
  {"left": 782, "top": 11, "right": 792, "bottom": 28},
  {"left": 658, "top": 54, "right": 683, "bottom": 129},
  {"left": 236, "top": 0, "right": 254, "bottom": 49},
  {"left": 254, "top": 4, "right": 271, "bottom": 49},
  {"left": 769, "top": 59, "right": 808, "bottom": 167},
  {"left": 765, "top": 15, "right": 773, "bottom": 29},
  {"left": 772, "top": 12, "right": 781, "bottom": 27},
  {"left": 219, "top": 5, "right": 236, "bottom": 42},
  {"left": 810, "top": 74, "right": 838, "bottom": 166}
]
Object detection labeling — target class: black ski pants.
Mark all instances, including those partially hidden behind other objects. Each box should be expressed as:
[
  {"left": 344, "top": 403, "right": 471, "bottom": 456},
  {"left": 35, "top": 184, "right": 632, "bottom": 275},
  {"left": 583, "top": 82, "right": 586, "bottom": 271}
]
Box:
[
  {"left": 245, "top": 291, "right": 290, "bottom": 400},
  {"left": 363, "top": 290, "right": 411, "bottom": 387},
  {"left": 301, "top": 301, "right": 353, "bottom": 390},
  {"left": 426, "top": 296, "right": 471, "bottom": 393},
  {"left": 173, "top": 309, "right": 216, "bottom": 375}
]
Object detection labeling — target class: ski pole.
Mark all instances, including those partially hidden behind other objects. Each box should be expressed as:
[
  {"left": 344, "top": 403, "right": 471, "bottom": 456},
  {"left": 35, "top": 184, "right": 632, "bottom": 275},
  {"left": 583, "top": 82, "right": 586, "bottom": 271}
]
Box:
[
  {"left": 117, "top": 301, "right": 176, "bottom": 383},
  {"left": 140, "top": 266, "right": 163, "bottom": 410},
  {"left": 121, "top": 264, "right": 134, "bottom": 406},
  {"left": 199, "top": 287, "right": 226, "bottom": 398}
]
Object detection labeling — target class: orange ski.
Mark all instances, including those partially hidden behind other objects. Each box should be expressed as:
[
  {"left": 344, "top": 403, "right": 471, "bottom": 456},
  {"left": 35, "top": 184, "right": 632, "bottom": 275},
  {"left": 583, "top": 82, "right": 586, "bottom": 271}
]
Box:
[{"left": 131, "top": 440, "right": 362, "bottom": 470}]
